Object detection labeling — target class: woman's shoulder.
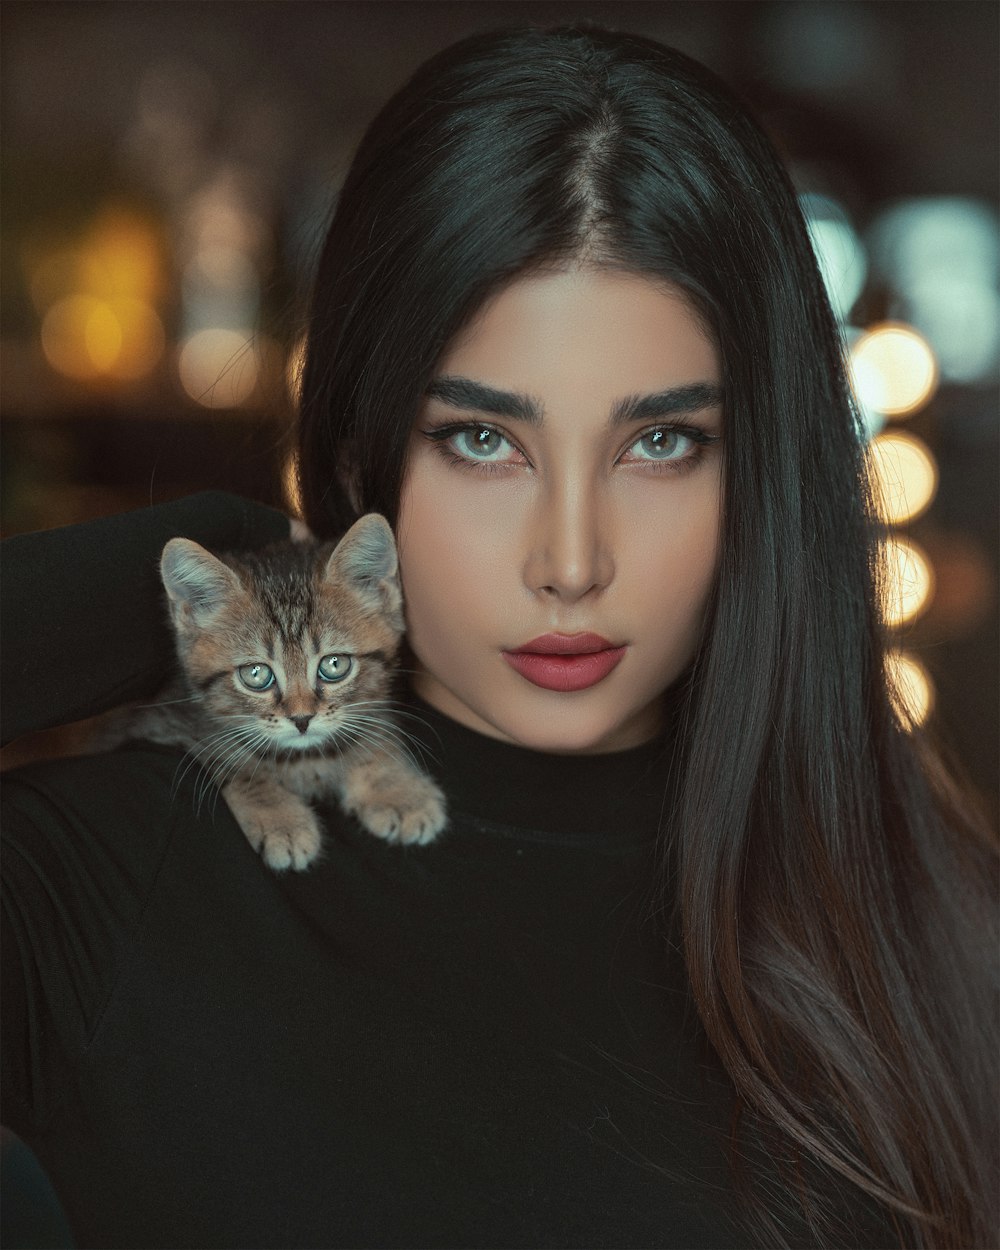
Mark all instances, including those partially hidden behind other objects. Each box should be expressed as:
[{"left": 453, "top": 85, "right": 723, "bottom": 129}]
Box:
[
  {"left": 2, "top": 743, "right": 220, "bottom": 899},
  {"left": 5, "top": 741, "right": 189, "bottom": 826},
  {"left": 2, "top": 741, "right": 363, "bottom": 897}
]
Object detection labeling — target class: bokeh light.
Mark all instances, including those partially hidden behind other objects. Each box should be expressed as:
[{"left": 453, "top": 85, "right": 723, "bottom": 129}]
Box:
[
  {"left": 177, "top": 328, "right": 258, "bottom": 407},
  {"left": 800, "top": 194, "right": 868, "bottom": 323},
  {"left": 885, "top": 649, "right": 935, "bottom": 729},
  {"left": 28, "top": 205, "right": 168, "bottom": 382},
  {"left": 85, "top": 208, "right": 167, "bottom": 303},
  {"left": 849, "top": 323, "right": 939, "bottom": 418},
  {"left": 867, "top": 431, "right": 939, "bottom": 525},
  {"left": 27, "top": 250, "right": 106, "bottom": 315},
  {"left": 867, "top": 198, "right": 1000, "bottom": 382},
  {"left": 842, "top": 326, "right": 885, "bottom": 439},
  {"left": 880, "top": 535, "right": 934, "bottom": 627},
  {"left": 41, "top": 295, "right": 165, "bottom": 381}
]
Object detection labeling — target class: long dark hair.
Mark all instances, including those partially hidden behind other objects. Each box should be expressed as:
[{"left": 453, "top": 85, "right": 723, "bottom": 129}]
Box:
[{"left": 297, "top": 23, "right": 997, "bottom": 1248}]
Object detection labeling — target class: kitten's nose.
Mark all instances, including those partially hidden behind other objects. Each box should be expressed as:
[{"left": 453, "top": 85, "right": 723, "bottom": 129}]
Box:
[{"left": 290, "top": 714, "right": 313, "bottom": 734}]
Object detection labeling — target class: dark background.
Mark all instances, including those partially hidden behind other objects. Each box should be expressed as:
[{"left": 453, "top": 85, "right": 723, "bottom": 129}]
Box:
[{"left": 2, "top": 0, "right": 997, "bottom": 818}]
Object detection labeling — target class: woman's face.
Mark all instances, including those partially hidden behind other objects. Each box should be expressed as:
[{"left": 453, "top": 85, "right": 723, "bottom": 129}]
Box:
[{"left": 396, "top": 266, "right": 723, "bottom": 754}]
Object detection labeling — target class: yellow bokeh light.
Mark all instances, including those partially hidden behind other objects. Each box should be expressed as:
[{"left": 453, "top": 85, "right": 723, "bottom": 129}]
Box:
[
  {"left": 41, "top": 295, "right": 165, "bottom": 381},
  {"left": 881, "top": 535, "right": 934, "bottom": 627},
  {"left": 27, "top": 208, "right": 166, "bottom": 311},
  {"left": 178, "top": 329, "right": 258, "bottom": 407},
  {"left": 83, "top": 301, "right": 123, "bottom": 372},
  {"left": 109, "top": 299, "right": 167, "bottom": 380},
  {"left": 86, "top": 207, "right": 167, "bottom": 303},
  {"left": 41, "top": 296, "right": 111, "bottom": 379},
  {"left": 850, "top": 322, "right": 939, "bottom": 418},
  {"left": 26, "top": 249, "right": 105, "bottom": 315},
  {"left": 29, "top": 205, "right": 168, "bottom": 387},
  {"left": 885, "top": 649, "right": 934, "bottom": 729},
  {"left": 867, "top": 431, "right": 939, "bottom": 525}
]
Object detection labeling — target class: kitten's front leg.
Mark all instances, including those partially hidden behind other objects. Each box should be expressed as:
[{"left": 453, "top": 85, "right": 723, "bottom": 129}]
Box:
[
  {"left": 222, "top": 775, "right": 323, "bottom": 871},
  {"left": 338, "top": 751, "right": 447, "bottom": 846}
]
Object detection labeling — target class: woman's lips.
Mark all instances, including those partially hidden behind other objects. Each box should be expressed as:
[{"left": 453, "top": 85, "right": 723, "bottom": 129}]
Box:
[{"left": 502, "top": 634, "right": 626, "bottom": 692}]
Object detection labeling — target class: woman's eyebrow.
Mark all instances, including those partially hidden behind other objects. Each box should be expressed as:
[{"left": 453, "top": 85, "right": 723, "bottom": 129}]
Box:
[{"left": 424, "top": 375, "right": 724, "bottom": 426}]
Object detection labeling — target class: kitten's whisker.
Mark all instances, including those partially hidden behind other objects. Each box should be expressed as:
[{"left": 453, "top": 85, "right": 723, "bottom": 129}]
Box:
[
  {"left": 208, "top": 730, "right": 267, "bottom": 782},
  {"left": 344, "top": 715, "right": 420, "bottom": 756},
  {"left": 340, "top": 711, "right": 428, "bottom": 769},
  {"left": 239, "top": 731, "right": 278, "bottom": 791},
  {"left": 131, "top": 694, "right": 201, "bottom": 711},
  {"left": 340, "top": 714, "right": 414, "bottom": 752},
  {"left": 342, "top": 697, "right": 443, "bottom": 760},
  {"left": 175, "top": 724, "right": 257, "bottom": 789},
  {"left": 202, "top": 733, "right": 268, "bottom": 818},
  {"left": 385, "top": 704, "right": 445, "bottom": 745},
  {"left": 177, "top": 723, "right": 264, "bottom": 815},
  {"left": 339, "top": 697, "right": 419, "bottom": 728},
  {"left": 335, "top": 719, "right": 418, "bottom": 772}
]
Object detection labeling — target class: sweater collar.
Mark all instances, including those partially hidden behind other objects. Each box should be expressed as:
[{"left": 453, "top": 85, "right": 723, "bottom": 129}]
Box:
[{"left": 399, "top": 685, "right": 681, "bottom": 847}]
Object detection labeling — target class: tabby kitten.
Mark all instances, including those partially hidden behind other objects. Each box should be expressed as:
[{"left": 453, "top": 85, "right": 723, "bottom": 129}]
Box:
[{"left": 107, "top": 514, "right": 447, "bottom": 870}]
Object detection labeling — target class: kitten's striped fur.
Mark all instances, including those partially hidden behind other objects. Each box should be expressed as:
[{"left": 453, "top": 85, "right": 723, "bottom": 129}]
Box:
[{"left": 104, "top": 514, "right": 446, "bottom": 870}]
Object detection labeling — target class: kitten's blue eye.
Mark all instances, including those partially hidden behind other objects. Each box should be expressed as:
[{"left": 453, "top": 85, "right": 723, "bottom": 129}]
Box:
[
  {"left": 238, "top": 663, "right": 275, "bottom": 691},
  {"left": 318, "top": 654, "right": 353, "bottom": 682}
]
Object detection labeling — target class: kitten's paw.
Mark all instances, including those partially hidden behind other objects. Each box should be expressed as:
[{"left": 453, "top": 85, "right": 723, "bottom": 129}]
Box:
[
  {"left": 223, "top": 779, "right": 325, "bottom": 871},
  {"left": 349, "top": 772, "right": 448, "bottom": 846},
  {"left": 241, "top": 816, "right": 323, "bottom": 871},
  {"left": 359, "top": 797, "right": 446, "bottom": 846},
  {"left": 263, "top": 823, "right": 323, "bottom": 871},
  {"left": 339, "top": 753, "right": 448, "bottom": 847}
]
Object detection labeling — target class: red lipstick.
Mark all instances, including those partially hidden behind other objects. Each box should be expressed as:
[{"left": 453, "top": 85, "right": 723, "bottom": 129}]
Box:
[{"left": 502, "top": 633, "right": 626, "bottom": 693}]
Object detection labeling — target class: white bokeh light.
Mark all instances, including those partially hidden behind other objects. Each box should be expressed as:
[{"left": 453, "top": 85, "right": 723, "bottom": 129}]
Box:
[
  {"left": 801, "top": 194, "right": 868, "bottom": 323},
  {"left": 867, "top": 198, "right": 1000, "bottom": 382},
  {"left": 849, "top": 323, "right": 938, "bottom": 418}
]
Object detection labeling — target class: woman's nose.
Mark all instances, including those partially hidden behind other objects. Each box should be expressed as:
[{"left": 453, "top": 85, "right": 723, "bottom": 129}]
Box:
[{"left": 522, "top": 477, "right": 614, "bottom": 602}]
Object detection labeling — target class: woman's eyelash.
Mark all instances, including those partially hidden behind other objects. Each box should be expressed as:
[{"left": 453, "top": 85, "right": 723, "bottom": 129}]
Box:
[
  {"left": 623, "top": 424, "right": 719, "bottom": 472},
  {"left": 420, "top": 423, "right": 523, "bottom": 476},
  {"left": 421, "top": 420, "right": 719, "bottom": 476}
]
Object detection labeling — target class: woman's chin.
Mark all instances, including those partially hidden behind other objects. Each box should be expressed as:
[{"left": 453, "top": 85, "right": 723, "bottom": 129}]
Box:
[{"left": 474, "top": 700, "right": 662, "bottom": 755}]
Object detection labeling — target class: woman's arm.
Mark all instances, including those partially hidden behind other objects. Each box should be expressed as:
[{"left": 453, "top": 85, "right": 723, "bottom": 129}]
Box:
[{"left": 1, "top": 492, "right": 290, "bottom": 746}]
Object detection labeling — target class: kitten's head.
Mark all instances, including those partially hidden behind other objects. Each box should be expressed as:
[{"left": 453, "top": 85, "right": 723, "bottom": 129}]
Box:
[{"left": 160, "top": 514, "right": 404, "bottom": 754}]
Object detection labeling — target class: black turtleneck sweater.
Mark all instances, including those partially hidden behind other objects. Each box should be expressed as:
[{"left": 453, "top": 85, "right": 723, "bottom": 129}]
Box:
[{"left": 1, "top": 494, "right": 892, "bottom": 1250}]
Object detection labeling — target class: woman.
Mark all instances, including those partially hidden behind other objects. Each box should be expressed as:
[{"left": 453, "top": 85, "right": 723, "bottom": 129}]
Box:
[{"left": 2, "top": 23, "right": 995, "bottom": 1250}]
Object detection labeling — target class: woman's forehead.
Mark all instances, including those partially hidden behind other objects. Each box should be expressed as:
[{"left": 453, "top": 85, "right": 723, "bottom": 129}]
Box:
[{"left": 431, "top": 268, "right": 722, "bottom": 409}]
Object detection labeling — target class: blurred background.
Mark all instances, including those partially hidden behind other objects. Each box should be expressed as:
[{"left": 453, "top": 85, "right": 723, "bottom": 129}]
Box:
[{"left": 1, "top": 0, "right": 997, "bottom": 818}]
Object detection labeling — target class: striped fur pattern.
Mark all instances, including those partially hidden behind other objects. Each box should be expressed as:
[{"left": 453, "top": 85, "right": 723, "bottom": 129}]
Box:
[{"left": 104, "top": 514, "right": 446, "bottom": 870}]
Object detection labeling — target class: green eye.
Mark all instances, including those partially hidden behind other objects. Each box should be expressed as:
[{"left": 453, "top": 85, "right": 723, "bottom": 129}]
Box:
[
  {"left": 318, "top": 654, "right": 353, "bottom": 682},
  {"left": 238, "top": 663, "right": 275, "bottom": 691}
]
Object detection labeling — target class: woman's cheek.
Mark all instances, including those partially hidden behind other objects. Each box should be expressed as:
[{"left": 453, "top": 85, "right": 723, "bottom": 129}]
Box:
[
  {"left": 397, "top": 463, "right": 523, "bottom": 648},
  {"left": 615, "top": 468, "right": 722, "bottom": 664}
]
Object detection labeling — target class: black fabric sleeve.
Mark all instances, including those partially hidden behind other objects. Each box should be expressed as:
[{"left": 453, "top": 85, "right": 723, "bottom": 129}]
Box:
[
  {"left": 1, "top": 747, "right": 189, "bottom": 1138},
  {"left": 1, "top": 492, "right": 289, "bottom": 746}
]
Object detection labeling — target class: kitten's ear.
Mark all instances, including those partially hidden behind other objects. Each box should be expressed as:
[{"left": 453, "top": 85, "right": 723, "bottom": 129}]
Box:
[
  {"left": 160, "top": 538, "right": 243, "bottom": 628},
  {"left": 326, "top": 514, "right": 403, "bottom": 630}
]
